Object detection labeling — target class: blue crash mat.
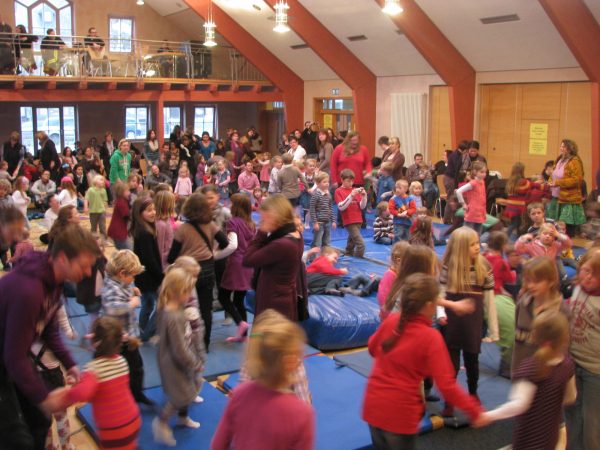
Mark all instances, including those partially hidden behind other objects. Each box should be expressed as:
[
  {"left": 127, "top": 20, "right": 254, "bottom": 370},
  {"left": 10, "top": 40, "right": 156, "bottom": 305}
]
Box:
[{"left": 77, "top": 383, "right": 228, "bottom": 449}]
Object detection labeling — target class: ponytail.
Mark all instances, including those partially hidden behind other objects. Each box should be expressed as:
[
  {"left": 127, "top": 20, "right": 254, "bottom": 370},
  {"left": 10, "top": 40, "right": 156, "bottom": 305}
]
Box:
[{"left": 382, "top": 273, "right": 440, "bottom": 353}]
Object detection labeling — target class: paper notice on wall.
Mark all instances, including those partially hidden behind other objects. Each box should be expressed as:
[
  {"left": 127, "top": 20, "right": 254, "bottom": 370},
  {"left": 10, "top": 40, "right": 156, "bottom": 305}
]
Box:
[
  {"left": 529, "top": 123, "right": 548, "bottom": 140},
  {"left": 323, "top": 114, "right": 333, "bottom": 129},
  {"left": 529, "top": 139, "right": 547, "bottom": 155}
]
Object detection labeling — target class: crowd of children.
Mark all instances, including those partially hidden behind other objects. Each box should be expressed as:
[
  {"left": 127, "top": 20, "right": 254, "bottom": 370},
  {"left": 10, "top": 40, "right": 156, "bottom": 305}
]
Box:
[{"left": 1, "top": 127, "right": 599, "bottom": 450}]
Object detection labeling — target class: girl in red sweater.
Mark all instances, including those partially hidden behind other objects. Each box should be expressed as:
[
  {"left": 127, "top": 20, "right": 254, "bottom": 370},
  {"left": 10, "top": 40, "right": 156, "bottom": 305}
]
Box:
[
  {"left": 363, "top": 274, "right": 484, "bottom": 449},
  {"left": 107, "top": 181, "right": 131, "bottom": 250},
  {"left": 66, "top": 316, "right": 141, "bottom": 450}
]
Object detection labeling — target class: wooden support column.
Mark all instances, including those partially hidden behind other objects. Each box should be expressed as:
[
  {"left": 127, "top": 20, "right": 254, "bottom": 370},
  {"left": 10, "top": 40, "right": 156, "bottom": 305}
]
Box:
[
  {"left": 156, "top": 93, "right": 165, "bottom": 145},
  {"left": 264, "top": 0, "right": 377, "bottom": 151},
  {"left": 539, "top": 0, "right": 600, "bottom": 186},
  {"left": 184, "top": 0, "right": 304, "bottom": 130},
  {"left": 375, "top": 0, "right": 476, "bottom": 146}
]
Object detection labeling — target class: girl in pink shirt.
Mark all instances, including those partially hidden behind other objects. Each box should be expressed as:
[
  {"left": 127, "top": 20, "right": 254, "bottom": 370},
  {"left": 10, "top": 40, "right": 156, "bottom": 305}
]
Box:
[
  {"left": 377, "top": 241, "right": 409, "bottom": 319},
  {"left": 455, "top": 161, "right": 487, "bottom": 235},
  {"left": 515, "top": 222, "right": 572, "bottom": 260},
  {"left": 212, "top": 309, "right": 315, "bottom": 450},
  {"left": 174, "top": 165, "right": 193, "bottom": 198},
  {"left": 258, "top": 152, "right": 271, "bottom": 190}
]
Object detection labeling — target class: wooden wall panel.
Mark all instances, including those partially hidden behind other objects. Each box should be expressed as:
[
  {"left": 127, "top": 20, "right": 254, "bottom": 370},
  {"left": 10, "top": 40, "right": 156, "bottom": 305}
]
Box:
[
  {"left": 478, "top": 82, "right": 592, "bottom": 187},
  {"left": 428, "top": 86, "right": 452, "bottom": 164}
]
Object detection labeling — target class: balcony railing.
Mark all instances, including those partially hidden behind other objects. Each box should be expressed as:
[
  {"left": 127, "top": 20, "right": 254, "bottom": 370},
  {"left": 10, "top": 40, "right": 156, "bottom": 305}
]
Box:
[{"left": 0, "top": 32, "right": 268, "bottom": 83}]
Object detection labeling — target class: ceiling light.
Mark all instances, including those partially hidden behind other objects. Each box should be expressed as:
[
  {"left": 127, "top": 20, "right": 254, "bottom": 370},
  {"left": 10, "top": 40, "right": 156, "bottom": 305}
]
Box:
[
  {"left": 274, "top": 1, "right": 290, "bottom": 33},
  {"left": 204, "top": 0, "right": 218, "bottom": 47},
  {"left": 136, "top": 0, "right": 144, "bottom": 5},
  {"left": 382, "top": 0, "right": 403, "bottom": 16}
]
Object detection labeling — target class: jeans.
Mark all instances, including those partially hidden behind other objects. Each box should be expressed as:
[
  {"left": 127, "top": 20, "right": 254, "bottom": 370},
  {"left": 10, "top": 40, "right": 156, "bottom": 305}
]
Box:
[
  {"left": 465, "top": 221, "right": 483, "bottom": 236},
  {"left": 311, "top": 222, "right": 331, "bottom": 248},
  {"left": 113, "top": 238, "right": 131, "bottom": 250},
  {"left": 139, "top": 291, "right": 158, "bottom": 341},
  {"left": 393, "top": 223, "right": 410, "bottom": 242},
  {"left": 566, "top": 364, "right": 600, "bottom": 450},
  {"left": 369, "top": 425, "right": 416, "bottom": 450},
  {"left": 375, "top": 236, "right": 393, "bottom": 245},
  {"left": 346, "top": 274, "right": 379, "bottom": 296},
  {"left": 345, "top": 223, "right": 365, "bottom": 257},
  {"left": 89, "top": 212, "right": 107, "bottom": 237}
]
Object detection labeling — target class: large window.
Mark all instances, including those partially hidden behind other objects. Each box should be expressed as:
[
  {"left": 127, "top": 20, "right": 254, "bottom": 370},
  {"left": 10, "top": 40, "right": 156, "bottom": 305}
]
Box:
[
  {"left": 15, "top": 0, "right": 73, "bottom": 46},
  {"left": 20, "top": 105, "right": 77, "bottom": 154},
  {"left": 164, "top": 107, "right": 181, "bottom": 140},
  {"left": 125, "top": 106, "right": 149, "bottom": 140},
  {"left": 109, "top": 17, "right": 133, "bottom": 53},
  {"left": 193, "top": 106, "right": 216, "bottom": 136}
]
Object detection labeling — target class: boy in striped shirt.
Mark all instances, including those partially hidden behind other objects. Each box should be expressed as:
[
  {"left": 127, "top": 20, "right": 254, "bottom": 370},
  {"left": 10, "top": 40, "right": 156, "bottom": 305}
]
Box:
[{"left": 309, "top": 172, "right": 336, "bottom": 248}]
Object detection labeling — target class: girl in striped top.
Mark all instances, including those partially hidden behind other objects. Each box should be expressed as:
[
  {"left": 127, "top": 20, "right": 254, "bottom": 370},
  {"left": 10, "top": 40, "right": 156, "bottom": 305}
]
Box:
[
  {"left": 480, "top": 311, "right": 576, "bottom": 450},
  {"left": 66, "top": 317, "right": 141, "bottom": 450}
]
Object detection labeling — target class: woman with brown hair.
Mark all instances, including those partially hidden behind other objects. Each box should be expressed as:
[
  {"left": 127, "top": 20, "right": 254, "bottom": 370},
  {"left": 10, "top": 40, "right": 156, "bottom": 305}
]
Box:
[
  {"left": 243, "top": 194, "right": 305, "bottom": 321},
  {"left": 316, "top": 128, "right": 334, "bottom": 172},
  {"left": 329, "top": 131, "right": 372, "bottom": 188},
  {"left": 381, "top": 136, "right": 405, "bottom": 181},
  {"left": 548, "top": 139, "right": 586, "bottom": 235}
]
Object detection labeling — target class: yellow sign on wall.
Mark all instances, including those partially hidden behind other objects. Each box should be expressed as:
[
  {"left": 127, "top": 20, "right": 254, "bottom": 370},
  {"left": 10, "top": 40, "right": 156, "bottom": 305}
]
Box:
[
  {"left": 529, "top": 139, "right": 547, "bottom": 155},
  {"left": 323, "top": 114, "right": 333, "bottom": 129},
  {"left": 530, "top": 123, "right": 548, "bottom": 140}
]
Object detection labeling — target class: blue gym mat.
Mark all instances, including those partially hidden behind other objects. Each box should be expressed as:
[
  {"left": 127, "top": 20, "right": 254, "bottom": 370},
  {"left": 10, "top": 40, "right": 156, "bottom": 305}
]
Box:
[{"left": 77, "top": 383, "right": 227, "bottom": 449}]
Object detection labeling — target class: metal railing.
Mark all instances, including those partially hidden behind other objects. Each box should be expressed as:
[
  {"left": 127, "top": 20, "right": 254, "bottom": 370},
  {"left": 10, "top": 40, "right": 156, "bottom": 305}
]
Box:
[{"left": 0, "top": 32, "right": 267, "bottom": 83}]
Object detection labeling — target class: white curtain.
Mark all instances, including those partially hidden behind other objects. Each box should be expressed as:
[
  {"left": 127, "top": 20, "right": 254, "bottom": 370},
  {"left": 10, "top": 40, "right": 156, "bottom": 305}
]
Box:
[{"left": 390, "top": 93, "right": 428, "bottom": 164}]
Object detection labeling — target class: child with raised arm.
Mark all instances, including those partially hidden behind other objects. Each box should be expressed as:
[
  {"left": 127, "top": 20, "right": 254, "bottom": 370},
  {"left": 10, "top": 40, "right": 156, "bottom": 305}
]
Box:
[
  {"left": 455, "top": 161, "right": 487, "bottom": 235},
  {"left": 335, "top": 169, "right": 367, "bottom": 257},
  {"left": 212, "top": 309, "right": 315, "bottom": 450},
  {"left": 388, "top": 179, "right": 416, "bottom": 242},
  {"left": 153, "top": 268, "right": 205, "bottom": 446}
]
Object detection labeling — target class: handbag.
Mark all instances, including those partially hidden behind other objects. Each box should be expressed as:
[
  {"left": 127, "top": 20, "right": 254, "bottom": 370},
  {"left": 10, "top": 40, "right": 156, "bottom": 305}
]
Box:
[{"left": 29, "top": 345, "right": 65, "bottom": 390}]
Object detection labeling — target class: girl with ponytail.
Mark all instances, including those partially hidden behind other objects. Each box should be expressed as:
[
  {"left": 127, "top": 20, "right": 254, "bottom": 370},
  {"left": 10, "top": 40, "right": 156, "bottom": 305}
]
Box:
[
  {"left": 363, "top": 274, "right": 484, "bottom": 449},
  {"left": 480, "top": 311, "right": 576, "bottom": 450}
]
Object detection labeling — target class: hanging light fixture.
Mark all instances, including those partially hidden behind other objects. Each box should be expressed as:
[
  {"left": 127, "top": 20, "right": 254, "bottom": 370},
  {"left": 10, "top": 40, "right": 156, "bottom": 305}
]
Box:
[
  {"left": 136, "top": 0, "right": 144, "bottom": 5},
  {"left": 204, "top": 0, "right": 217, "bottom": 47},
  {"left": 273, "top": 0, "right": 290, "bottom": 33},
  {"left": 382, "top": 0, "right": 403, "bottom": 15}
]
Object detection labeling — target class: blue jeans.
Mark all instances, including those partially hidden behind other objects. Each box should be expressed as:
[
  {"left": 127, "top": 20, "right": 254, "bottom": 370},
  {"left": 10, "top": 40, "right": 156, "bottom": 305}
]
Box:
[
  {"left": 139, "top": 291, "right": 158, "bottom": 341},
  {"left": 393, "top": 223, "right": 410, "bottom": 242},
  {"left": 566, "top": 364, "right": 600, "bottom": 450},
  {"left": 465, "top": 221, "right": 483, "bottom": 235},
  {"left": 113, "top": 238, "right": 131, "bottom": 250},
  {"left": 311, "top": 222, "right": 331, "bottom": 248},
  {"left": 375, "top": 236, "right": 393, "bottom": 245}
]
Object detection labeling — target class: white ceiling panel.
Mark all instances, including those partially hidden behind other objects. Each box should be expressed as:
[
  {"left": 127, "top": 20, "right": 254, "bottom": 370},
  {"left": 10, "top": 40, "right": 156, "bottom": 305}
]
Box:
[
  {"left": 415, "top": 0, "right": 578, "bottom": 72},
  {"left": 584, "top": 0, "right": 600, "bottom": 25},
  {"left": 298, "top": 0, "right": 435, "bottom": 76},
  {"left": 144, "top": 0, "right": 189, "bottom": 16}
]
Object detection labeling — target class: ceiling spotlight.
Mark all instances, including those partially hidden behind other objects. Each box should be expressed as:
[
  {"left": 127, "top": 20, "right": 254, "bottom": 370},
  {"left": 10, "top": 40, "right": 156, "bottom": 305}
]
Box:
[
  {"left": 136, "top": 0, "right": 144, "bottom": 5},
  {"left": 274, "top": 0, "right": 290, "bottom": 33},
  {"left": 204, "top": 0, "right": 218, "bottom": 47},
  {"left": 382, "top": 0, "right": 403, "bottom": 15}
]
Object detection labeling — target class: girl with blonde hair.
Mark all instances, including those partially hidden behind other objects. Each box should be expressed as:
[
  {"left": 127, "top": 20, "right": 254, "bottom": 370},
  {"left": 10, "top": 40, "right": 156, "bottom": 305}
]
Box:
[{"left": 153, "top": 268, "right": 204, "bottom": 446}]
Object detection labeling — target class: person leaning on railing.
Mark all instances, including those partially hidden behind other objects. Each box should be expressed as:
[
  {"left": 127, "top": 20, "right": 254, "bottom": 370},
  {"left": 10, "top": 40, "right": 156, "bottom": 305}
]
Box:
[
  {"left": 0, "top": 19, "right": 13, "bottom": 75},
  {"left": 13, "top": 25, "right": 38, "bottom": 75},
  {"left": 40, "top": 29, "right": 66, "bottom": 76}
]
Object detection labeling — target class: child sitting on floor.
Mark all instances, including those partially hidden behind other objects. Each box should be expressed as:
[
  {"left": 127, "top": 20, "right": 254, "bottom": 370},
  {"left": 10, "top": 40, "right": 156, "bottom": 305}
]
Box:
[
  {"left": 516, "top": 222, "right": 572, "bottom": 262},
  {"left": 373, "top": 201, "right": 394, "bottom": 245},
  {"left": 306, "top": 247, "right": 379, "bottom": 297}
]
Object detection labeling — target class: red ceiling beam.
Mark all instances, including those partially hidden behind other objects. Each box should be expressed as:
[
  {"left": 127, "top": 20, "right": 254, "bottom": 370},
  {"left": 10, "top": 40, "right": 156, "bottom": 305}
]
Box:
[
  {"left": 0, "top": 89, "right": 283, "bottom": 103},
  {"left": 538, "top": 0, "right": 600, "bottom": 184},
  {"left": 264, "top": 0, "right": 377, "bottom": 150},
  {"left": 374, "top": 0, "right": 476, "bottom": 146},
  {"left": 184, "top": 0, "right": 304, "bottom": 130}
]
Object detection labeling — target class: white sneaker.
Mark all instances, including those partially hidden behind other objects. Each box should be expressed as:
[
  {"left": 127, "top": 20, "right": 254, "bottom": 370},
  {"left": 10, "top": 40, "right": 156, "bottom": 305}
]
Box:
[
  {"left": 221, "top": 317, "right": 233, "bottom": 326},
  {"left": 177, "top": 416, "right": 201, "bottom": 428},
  {"left": 194, "top": 395, "right": 204, "bottom": 403},
  {"left": 152, "top": 417, "right": 177, "bottom": 447}
]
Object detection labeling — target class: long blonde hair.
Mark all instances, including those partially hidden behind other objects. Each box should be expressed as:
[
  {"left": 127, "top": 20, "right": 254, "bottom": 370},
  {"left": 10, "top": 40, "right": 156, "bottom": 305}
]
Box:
[
  {"left": 167, "top": 255, "right": 201, "bottom": 279},
  {"left": 157, "top": 268, "right": 196, "bottom": 310},
  {"left": 442, "top": 227, "right": 488, "bottom": 293},
  {"left": 154, "top": 190, "right": 176, "bottom": 221},
  {"left": 246, "top": 309, "right": 306, "bottom": 389}
]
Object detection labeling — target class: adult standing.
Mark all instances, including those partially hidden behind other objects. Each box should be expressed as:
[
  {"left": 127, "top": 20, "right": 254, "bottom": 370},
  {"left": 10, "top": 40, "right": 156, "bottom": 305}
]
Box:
[
  {"left": 37, "top": 131, "right": 60, "bottom": 181},
  {"left": 330, "top": 131, "right": 373, "bottom": 187},
  {"left": 380, "top": 137, "right": 405, "bottom": 181},
  {"left": 407, "top": 153, "right": 438, "bottom": 210},
  {"left": 39, "top": 29, "right": 65, "bottom": 76},
  {"left": 443, "top": 140, "right": 470, "bottom": 223},
  {"left": 169, "top": 125, "right": 182, "bottom": 146},
  {"left": 301, "top": 121, "right": 319, "bottom": 160},
  {"left": 287, "top": 136, "right": 306, "bottom": 162},
  {"left": 143, "top": 129, "right": 160, "bottom": 168},
  {"left": 0, "top": 218, "right": 99, "bottom": 449},
  {"left": 12, "top": 25, "right": 38, "bottom": 74},
  {"left": 99, "top": 131, "right": 117, "bottom": 177},
  {"left": 460, "top": 141, "right": 487, "bottom": 175},
  {"left": 317, "top": 129, "right": 334, "bottom": 172},
  {"left": 109, "top": 139, "right": 132, "bottom": 187},
  {"left": 199, "top": 131, "right": 216, "bottom": 161},
  {"left": 2, "top": 131, "right": 25, "bottom": 177},
  {"left": 547, "top": 139, "right": 586, "bottom": 235},
  {"left": 243, "top": 194, "right": 304, "bottom": 321},
  {"left": 0, "top": 17, "right": 12, "bottom": 75}
]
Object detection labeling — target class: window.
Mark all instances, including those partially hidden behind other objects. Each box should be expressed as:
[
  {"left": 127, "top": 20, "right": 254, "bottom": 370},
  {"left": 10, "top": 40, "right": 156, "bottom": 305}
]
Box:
[
  {"left": 125, "top": 106, "right": 149, "bottom": 140},
  {"left": 193, "top": 106, "right": 216, "bottom": 137},
  {"left": 19, "top": 105, "right": 78, "bottom": 154},
  {"left": 109, "top": 17, "right": 133, "bottom": 53},
  {"left": 15, "top": 0, "right": 73, "bottom": 46},
  {"left": 321, "top": 98, "right": 354, "bottom": 111},
  {"left": 164, "top": 107, "right": 181, "bottom": 140}
]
